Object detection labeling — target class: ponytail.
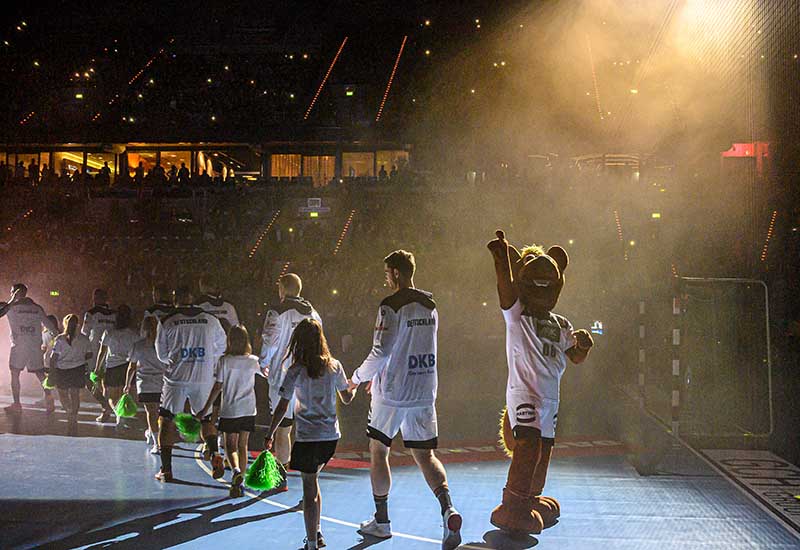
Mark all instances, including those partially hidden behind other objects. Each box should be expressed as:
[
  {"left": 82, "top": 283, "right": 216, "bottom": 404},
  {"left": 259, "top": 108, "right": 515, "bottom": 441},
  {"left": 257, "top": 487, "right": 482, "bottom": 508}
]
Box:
[{"left": 62, "top": 314, "right": 79, "bottom": 344}]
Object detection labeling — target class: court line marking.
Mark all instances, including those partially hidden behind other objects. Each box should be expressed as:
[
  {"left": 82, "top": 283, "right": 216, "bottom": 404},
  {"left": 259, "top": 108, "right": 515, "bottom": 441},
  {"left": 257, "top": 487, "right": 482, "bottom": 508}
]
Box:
[
  {"left": 192, "top": 445, "right": 481, "bottom": 547},
  {"left": 634, "top": 398, "right": 800, "bottom": 542}
]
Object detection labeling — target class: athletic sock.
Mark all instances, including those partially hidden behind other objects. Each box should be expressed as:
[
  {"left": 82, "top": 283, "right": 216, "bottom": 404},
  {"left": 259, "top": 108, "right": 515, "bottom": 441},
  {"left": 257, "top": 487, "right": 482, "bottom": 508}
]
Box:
[
  {"left": 434, "top": 484, "right": 453, "bottom": 515},
  {"left": 161, "top": 446, "right": 173, "bottom": 473},
  {"left": 373, "top": 494, "right": 389, "bottom": 523}
]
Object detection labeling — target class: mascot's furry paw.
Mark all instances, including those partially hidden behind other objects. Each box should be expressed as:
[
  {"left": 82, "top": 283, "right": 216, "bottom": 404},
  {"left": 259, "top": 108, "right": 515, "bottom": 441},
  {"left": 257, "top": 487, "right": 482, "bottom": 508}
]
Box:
[
  {"left": 490, "top": 488, "right": 544, "bottom": 535},
  {"left": 531, "top": 496, "right": 560, "bottom": 528},
  {"left": 499, "top": 407, "right": 515, "bottom": 457}
]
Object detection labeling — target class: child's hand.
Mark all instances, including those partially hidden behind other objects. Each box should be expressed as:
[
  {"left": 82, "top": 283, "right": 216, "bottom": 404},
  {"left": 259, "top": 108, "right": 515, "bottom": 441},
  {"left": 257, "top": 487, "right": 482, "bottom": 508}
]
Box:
[
  {"left": 264, "top": 436, "right": 274, "bottom": 451},
  {"left": 573, "top": 329, "right": 594, "bottom": 351},
  {"left": 487, "top": 230, "right": 509, "bottom": 261}
]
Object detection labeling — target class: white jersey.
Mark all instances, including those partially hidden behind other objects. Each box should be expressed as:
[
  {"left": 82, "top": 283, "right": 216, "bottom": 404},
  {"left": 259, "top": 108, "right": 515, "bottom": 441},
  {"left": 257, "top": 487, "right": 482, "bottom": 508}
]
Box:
[
  {"left": 3, "top": 297, "right": 50, "bottom": 350},
  {"left": 42, "top": 328, "right": 57, "bottom": 364},
  {"left": 82, "top": 305, "right": 116, "bottom": 349},
  {"left": 352, "top": 288, "right": 438, "bottom": 408},
  {"left": 279, "top": 359, "right": 349, "bottom": 442},
  {"left": 100, "top": 327, "right": 140, "bottom": 369},
  {"left": 196, "top": 294, "right": 239, "bottom": 332},
  {"left": 52, "top": 333, "right": 93, "bottom": 370},
  {"left": 141, "top": 302, "right": 174, "bottom": 335},
  {"left": 156, "top": 306, "right": 227, "bottom": 385},
  {"left": 128, "top": 338, "right": 166, "bottom": 394},
  {"left": 260, "top": 296, "right": 322, "bottom": 389},
  {"left": 502, "top": 299, "right": 576, "bottom": 403},
  {"left": 215, "top": 354, "right": 263, "bottom": 418}
]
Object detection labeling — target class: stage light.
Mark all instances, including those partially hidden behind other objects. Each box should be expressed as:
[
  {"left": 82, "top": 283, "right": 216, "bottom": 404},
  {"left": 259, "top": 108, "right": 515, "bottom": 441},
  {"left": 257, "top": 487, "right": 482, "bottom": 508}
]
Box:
[
  {"left": 288, "top": 228, "right": 294, "bottom": 233},
  {"left": 332, "top": 289, "right": 338, "bottom": 295},
  {"left": 33, "top": 60, "right": 39, "bottom": 67},
  {"left": 482, "top": 302, "right": 487, "bottom": 307},
  {"left": 346, "top": 89, "right": 354, "bottom": 96},
  {"left": 470, "top": 89, "right": 475, "bottom": 94},
  {"left": 424, "top": 19, "right": 430, "bottom": 26},
  {"left": 630, "top": 89, "right": 638, "bottom": 94},
  {"left": 207, "top": 78, "right": 212, "bottom": 83},
  {"left": 3, "top": 41, "right": 9, "bottom": 46},
  {"left": 425, "top": 49, "right": 431, "bottom": 56},
  {"left": 289, "top": 93, "right": 295, "bottom": 99},
  {"left": 224, "top": 65, "right": 229, "bottom": 70},
  {"left": 21, "top": 21, "right": 27, "bottom": 27},
  {"left": 303, "top": 53, "right": 308, "bottom": 59},
  {"left": 475, "top": 19, "right": 480, "bottom": 24},
  {"left": 500, "top": 61, "right": 506, "bottom": 66},
  {"left": 148, "top": 78, "right": 154, "bottom": 85},
  {"left": 651, "top": 213, "right": 661, "bottom": 219},
  {"left": 75, "top": 93, "right": 84, "bottom": 99},
  {"left": 310, "top": 212, "right": 319, "bottom": 218},
  {"left": 629, "top": 240, "right": 636, "bottom": 246},
  {"left": 211, "top": 115, "right": 216, "bottom": 121},
  {"left": 568, "top": 239, "right": 574, "bottom": 245}
]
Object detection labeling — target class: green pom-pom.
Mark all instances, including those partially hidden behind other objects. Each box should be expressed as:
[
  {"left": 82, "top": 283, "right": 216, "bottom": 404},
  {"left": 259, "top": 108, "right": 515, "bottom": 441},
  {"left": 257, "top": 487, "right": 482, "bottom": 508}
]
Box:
[
  {"left": 89, "top": 371, "right": 103, "bottom": 384},
  {"left": 42, "top": 375, "right": 55, "bottom": 390},
  {"left": 174, "top": 413, "right": 202, "bottom": 442},
  {"left": 245, "top": 451, "right": 283, "bottom": 491},
  {"left": 115, "top": 394, "right": 139, "bottom": 418}
]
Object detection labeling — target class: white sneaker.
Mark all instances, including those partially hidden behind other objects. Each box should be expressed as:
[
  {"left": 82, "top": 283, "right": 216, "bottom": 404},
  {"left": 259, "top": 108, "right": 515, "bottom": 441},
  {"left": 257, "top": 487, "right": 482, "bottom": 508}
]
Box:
[
  {"left": 358, "top": 518, "right": 392, "bottom": 539},
  {"left": 150, "top": 442, "right": 160, "bottom": 455},
  {"left": 442, "top": 507, "right": 462, "bottom": 550}
]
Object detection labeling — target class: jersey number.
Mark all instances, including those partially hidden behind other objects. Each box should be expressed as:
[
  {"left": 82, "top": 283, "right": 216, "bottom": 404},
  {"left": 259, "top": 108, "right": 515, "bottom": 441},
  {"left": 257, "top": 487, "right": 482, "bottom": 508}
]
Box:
[{"left": 542, "top": 342, "right": 557, "bottom": 358}]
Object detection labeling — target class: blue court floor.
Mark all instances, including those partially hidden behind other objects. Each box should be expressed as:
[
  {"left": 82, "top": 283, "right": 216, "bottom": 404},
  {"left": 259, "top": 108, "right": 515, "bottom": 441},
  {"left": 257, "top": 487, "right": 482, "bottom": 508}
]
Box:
[{"left": 1, "top": 396, "right": 799, "bottom": 549}]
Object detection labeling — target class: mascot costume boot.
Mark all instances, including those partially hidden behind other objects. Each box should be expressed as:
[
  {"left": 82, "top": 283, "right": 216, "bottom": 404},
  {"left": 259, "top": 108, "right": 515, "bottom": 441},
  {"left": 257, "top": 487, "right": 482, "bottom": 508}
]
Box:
[{"left": 487, "top": 230, "right": 593, "bottom": 534}]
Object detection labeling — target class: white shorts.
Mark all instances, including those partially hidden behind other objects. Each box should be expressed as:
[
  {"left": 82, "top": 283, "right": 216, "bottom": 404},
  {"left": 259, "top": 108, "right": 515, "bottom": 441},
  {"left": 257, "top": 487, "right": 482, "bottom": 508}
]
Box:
[
  {"left": 9, "top": 346, "right": 44, "bottom": 372},
  {"left": 367, "top": 401, "right": 438, "bottom": 448},
  {"left": 506, "top": 392, "right": 559, "bottom": 439},
  {"left": 160, "top": 380, "right": 215, "bottom": 418}
]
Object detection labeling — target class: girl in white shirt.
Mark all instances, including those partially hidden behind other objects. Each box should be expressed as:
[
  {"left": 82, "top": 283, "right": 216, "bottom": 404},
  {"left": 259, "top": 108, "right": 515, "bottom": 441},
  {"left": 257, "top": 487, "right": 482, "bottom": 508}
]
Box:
[
  {"left": 265, "top": 318, "right": 356, "bottom": 550},
  {"left": 50, "top": 314, "right": 93, "bottom": 435},
  {"left": 199, "top": 325, "right": 265, "bottom": 497},
  {"left": 95, "top": 304, "right": 139, "bottom": 425},
  {"left": 124, "top": 316, "right": 167, "bottom": 454}
]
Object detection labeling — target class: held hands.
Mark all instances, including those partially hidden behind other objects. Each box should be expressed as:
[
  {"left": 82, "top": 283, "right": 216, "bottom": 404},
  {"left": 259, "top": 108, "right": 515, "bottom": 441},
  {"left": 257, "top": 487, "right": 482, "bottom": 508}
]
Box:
[
  {"left": 572, "top": 329, "right": 594, "bottom": 351},
  {"left": 487, "top": 230, "right": 509, "bottom": 262}
]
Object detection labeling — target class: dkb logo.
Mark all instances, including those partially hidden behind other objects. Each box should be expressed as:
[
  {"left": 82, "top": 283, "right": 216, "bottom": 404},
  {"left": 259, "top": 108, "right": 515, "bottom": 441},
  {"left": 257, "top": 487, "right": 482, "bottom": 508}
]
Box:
[
  {"left": 180, "top": 347, "right": 206, "bottom": 359},
  {"left": 408, "top": 354, "right": 436, "bottom": 369}
]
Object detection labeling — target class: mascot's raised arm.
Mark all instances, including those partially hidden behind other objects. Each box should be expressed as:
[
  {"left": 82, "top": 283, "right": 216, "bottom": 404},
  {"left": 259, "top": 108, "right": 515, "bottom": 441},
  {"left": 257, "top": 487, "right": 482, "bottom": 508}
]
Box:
[{"left": 487, "top": 229, "right": 594, "bottom": 535}]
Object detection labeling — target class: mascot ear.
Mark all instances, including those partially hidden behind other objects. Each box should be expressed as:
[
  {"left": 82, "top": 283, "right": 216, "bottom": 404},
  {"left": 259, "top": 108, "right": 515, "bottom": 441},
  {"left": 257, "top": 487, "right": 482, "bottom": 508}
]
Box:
[{"left": 547, "top": 246, "right": 569, "bottom": 275}]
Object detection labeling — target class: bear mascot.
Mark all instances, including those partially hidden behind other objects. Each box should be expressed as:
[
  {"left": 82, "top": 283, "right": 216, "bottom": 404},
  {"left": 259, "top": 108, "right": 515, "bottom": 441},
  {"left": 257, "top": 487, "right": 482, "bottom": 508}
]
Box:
[{"left": 487, "top": 230, "right": 594, "bottom": 534}]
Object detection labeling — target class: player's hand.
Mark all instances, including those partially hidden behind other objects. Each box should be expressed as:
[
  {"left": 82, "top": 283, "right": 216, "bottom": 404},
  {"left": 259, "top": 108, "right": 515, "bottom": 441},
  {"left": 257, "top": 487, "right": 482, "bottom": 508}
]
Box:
[
  {"left": 365, "top": 381, "right": 373, "bottom": 395},
  {"left": 123, "top": 384, "right": 132, "bottom": 395},
  {"left": 573, "top": 329, "right": 594, "bottom": 350},
  {"left": 264, "top": 436, "right": 274, "bottom": 451},
  {"left": 487, "top": 230, "right": 510, "bottom": 261},
  {"left": 346, "top": 379, "right": 358, "bottom": 392}
]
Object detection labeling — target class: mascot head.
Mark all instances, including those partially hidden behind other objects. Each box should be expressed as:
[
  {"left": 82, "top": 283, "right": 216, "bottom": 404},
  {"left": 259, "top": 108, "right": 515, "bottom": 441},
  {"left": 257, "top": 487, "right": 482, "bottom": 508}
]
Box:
[{"left": 513, "top": 244, "right": 569, "bottom": 314}]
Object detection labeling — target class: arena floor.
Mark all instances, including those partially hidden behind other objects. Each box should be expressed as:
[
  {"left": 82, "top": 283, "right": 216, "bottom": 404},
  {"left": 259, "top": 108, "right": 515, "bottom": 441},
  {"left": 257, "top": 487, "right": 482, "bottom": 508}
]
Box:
[{"left": 1, "top": 395, "right": 798, "bottom": 550}]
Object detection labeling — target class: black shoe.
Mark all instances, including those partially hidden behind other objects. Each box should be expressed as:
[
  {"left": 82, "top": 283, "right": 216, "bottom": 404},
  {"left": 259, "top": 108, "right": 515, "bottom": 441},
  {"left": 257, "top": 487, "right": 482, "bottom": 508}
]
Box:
[{"left": 317, "top": 531, "right": 326, "bottom": 548}]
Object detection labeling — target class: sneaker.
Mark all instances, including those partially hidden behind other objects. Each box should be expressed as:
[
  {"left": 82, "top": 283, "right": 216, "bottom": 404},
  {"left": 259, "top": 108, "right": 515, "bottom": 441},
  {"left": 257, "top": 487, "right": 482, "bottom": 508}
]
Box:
[
  {"left": 211, "top": 454, "right": 225, "bottom": 479},
  {"left": 229, "top": 483, "right": 244, "bottom": 498},
  {"left": 96, "top": 410, "right": 112, "bottom": 423},
  {"left": 317, "top": 531, "right": 326, "bottom": 548},
  {"left": 155, "top": 469, "right": 173, "bottom": 483},
  {"left": 442, "top": 507, "right": 463, "bottom": 550},
  {"left": 230, "top": 470, "right": 244, "bottom": 497},
  {"left": 150, "top": 442, "right": 160, "bottom": 455},
  {"left": 4, "top": 403, "right": 22, "bottom": 415},
  {"left": 358, "top": 518, "right": 392, "bottom": 539}
]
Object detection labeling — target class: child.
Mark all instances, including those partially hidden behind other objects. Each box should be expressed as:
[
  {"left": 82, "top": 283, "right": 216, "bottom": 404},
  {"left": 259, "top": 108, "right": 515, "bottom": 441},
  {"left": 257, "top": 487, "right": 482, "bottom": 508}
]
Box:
[
  {"left": 199, "top": 325, "right": 264, "bottom": 497},
  {"left": 95, "top": 304, "right": 139, "bottom": 426},
  {"left": 50, "top": 314, "right": 93, "bottom": 435},
  {"left": 124, "top": 316, "right": 167, "bottom": 454},
  {"left": 265, "top": 318, "right": 356, "bottom": 550}
]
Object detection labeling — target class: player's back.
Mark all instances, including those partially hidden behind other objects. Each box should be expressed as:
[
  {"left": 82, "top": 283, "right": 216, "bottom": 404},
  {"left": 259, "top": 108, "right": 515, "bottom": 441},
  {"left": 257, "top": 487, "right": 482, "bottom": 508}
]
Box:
[
  {"left": 83, "top": 305, "right": 117, "bottom": 345},
  {"left": 374, "top": 287, "right": 438, "bottom": 407},
  {"left": 156, "top": 306, "right": 226, "bottom": 384},
  {"left": 196, "top": 294, "right": 238, "bottom": 331},
  {"left": 262, "top": 296, "right": 321, "bottom": 377},
  {"left": 6, "top": 297, "right": 45, "bottom": 348}
]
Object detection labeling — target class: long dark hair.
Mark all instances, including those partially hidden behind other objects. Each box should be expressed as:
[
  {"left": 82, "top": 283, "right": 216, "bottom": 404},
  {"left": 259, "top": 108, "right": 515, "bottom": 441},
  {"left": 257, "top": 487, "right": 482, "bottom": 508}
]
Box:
[
  {"left": 62, "top": 314, "right": 78, "bottom": 343},
  {"left": 286, "top": 318, "right": 333, "bottom": 379}
]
